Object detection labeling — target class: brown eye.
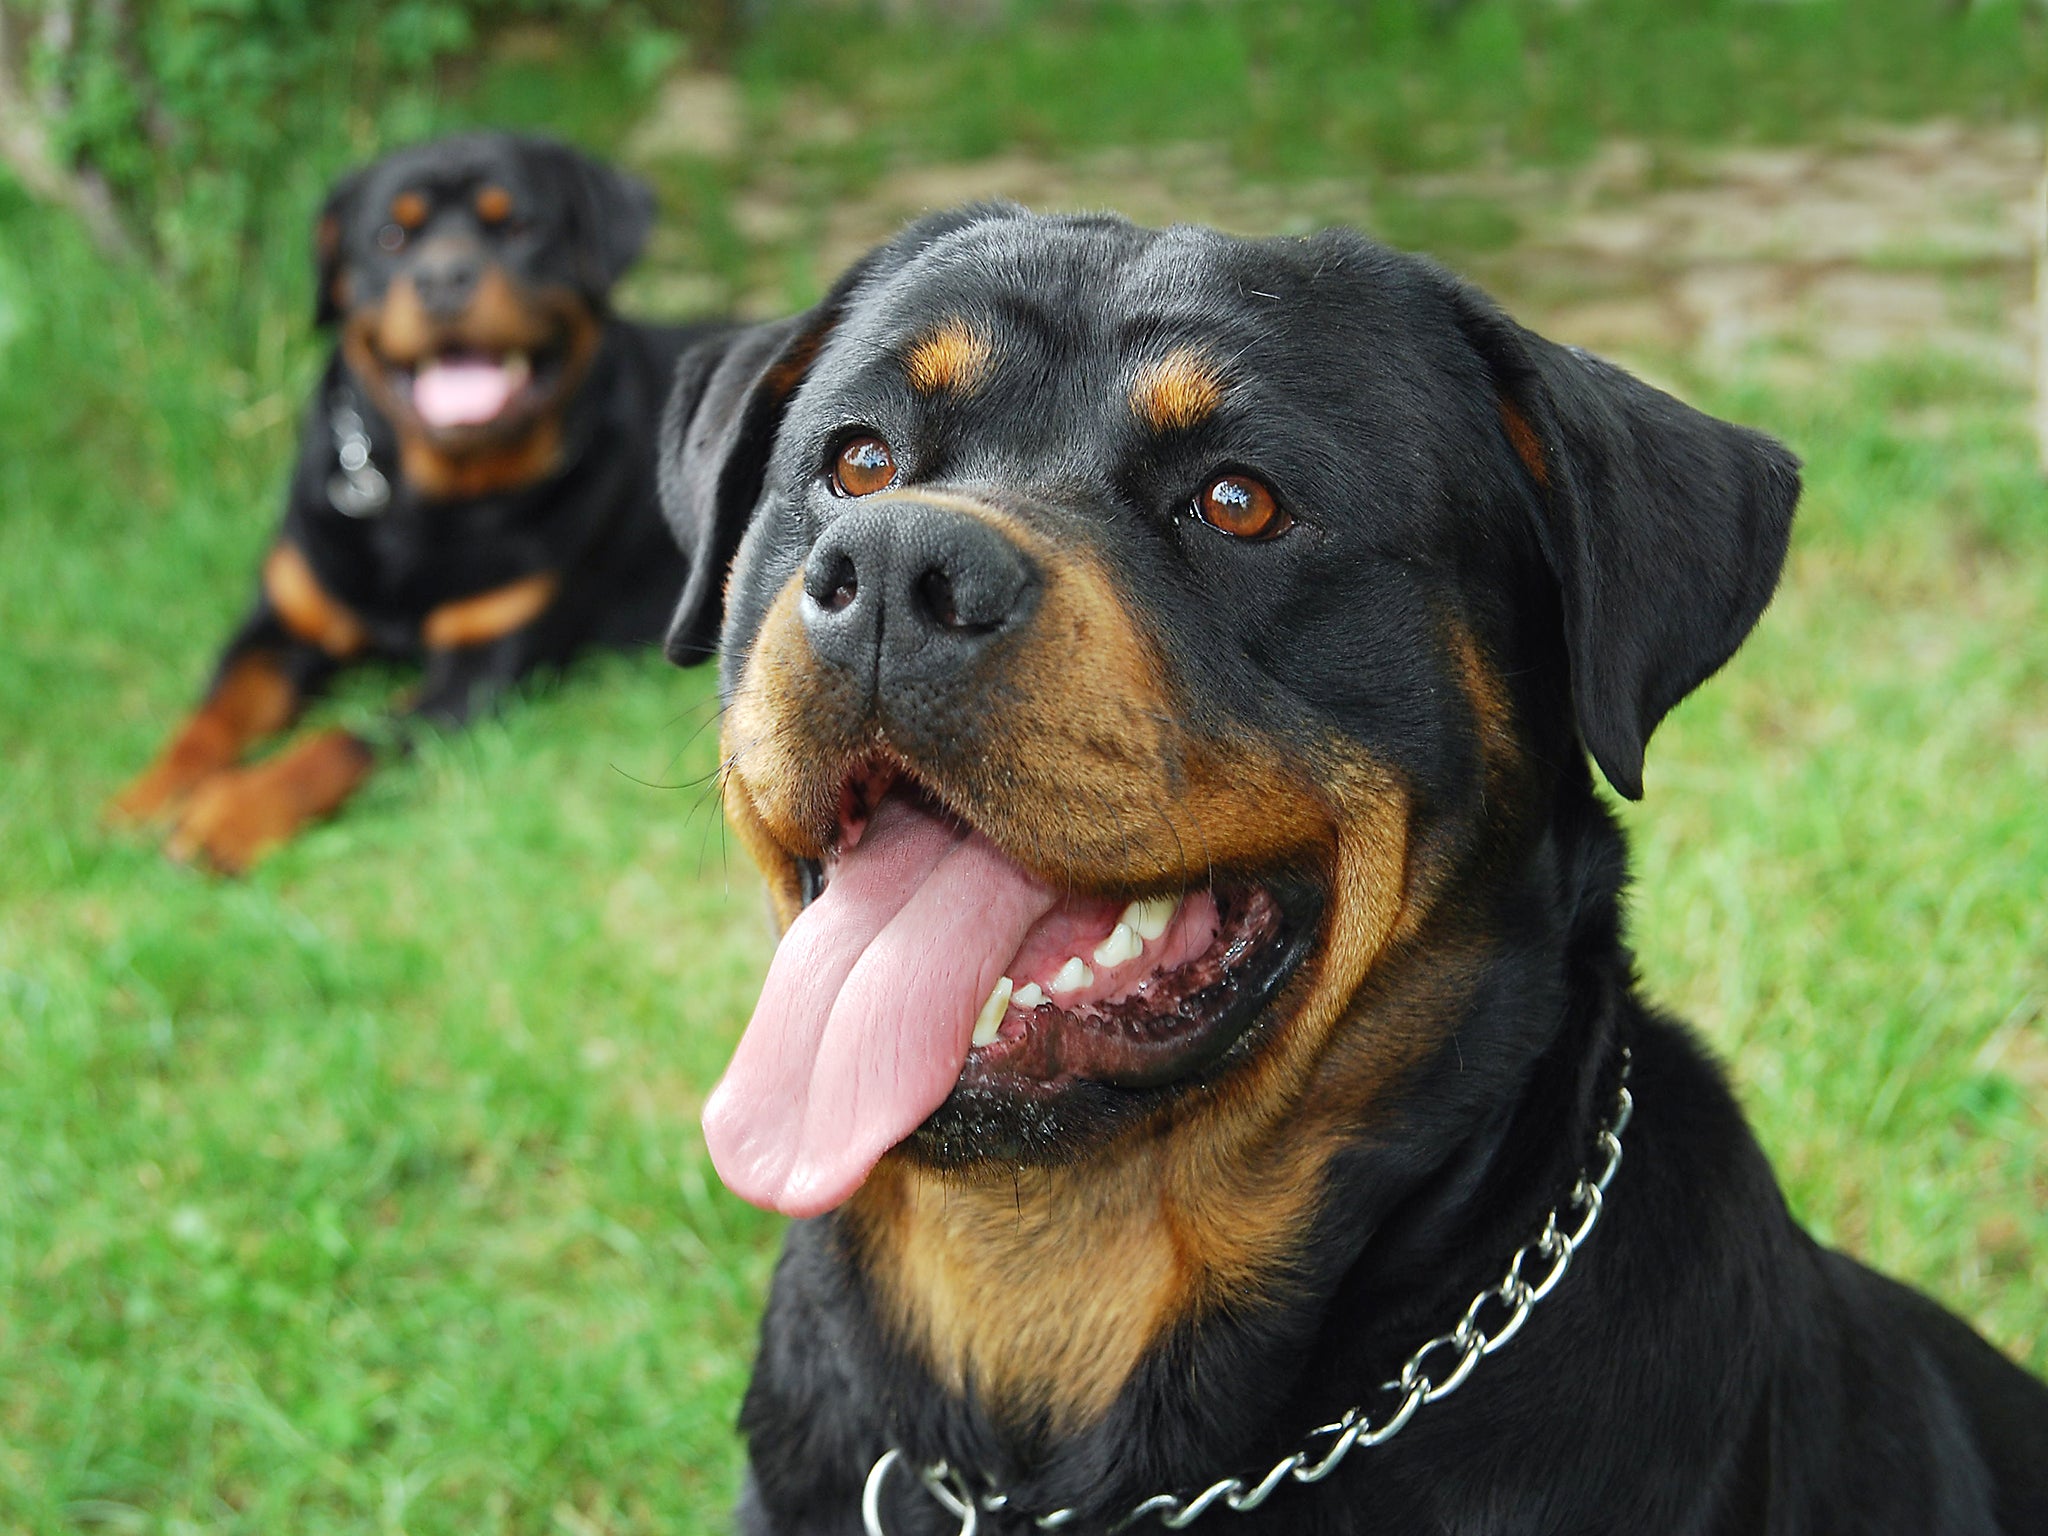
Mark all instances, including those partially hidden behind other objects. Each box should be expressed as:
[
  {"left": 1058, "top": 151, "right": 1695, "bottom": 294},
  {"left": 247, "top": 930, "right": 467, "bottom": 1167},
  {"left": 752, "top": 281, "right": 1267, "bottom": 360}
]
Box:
[
  {"left": 476, "top": 185, "right": 514, "bottom": 225},
  {"left": 1196, "top": 473, "right": 1289, "bottom": 539},
  {"left": 832, "top": 436, "right": 896, "bottom": 497},
  {"left": 376, "top": 223, "right": 407, "bottom": 252}
]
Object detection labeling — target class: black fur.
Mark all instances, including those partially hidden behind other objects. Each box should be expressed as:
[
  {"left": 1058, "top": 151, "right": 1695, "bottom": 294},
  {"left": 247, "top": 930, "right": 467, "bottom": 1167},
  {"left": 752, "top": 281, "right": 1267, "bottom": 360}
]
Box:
[{"left": 661, "top": 206, "right": 2048, "bottom": 1534}]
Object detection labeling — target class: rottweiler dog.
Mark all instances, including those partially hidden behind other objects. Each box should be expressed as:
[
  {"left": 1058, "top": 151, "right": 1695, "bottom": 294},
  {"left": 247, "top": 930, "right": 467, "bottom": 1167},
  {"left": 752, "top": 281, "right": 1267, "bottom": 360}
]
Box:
[
  {"left": 111, "top": 131, "right": 712, "bottom": 872},
  {"left": 657, "top": 206, "right": 2048, "bottom": 1534}
]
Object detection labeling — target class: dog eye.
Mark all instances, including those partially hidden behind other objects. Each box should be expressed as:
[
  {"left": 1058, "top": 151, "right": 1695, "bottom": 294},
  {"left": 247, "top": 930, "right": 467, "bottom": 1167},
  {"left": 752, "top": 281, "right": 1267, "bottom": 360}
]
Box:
[
  {"left": 1194, "top": 473, "right": 1290, "bottom": 539},
  {"left": 831, "top": 436, "right": 897, "bottom": 497},
  {"left": 376, "top": 223, "right": 408, "bottom": 253}
]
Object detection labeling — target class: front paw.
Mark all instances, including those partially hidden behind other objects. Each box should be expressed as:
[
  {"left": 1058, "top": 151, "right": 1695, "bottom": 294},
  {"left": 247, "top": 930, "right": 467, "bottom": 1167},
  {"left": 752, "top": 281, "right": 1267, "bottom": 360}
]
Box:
[
  {"left": 164, "top": 730, "right": 374, "bottom": 875},
  {"left": 107, "top": 758, "right": 216, "bottom": 828},
  {"left": 165, "top": 769, "right": 297, "bottom": 874}
]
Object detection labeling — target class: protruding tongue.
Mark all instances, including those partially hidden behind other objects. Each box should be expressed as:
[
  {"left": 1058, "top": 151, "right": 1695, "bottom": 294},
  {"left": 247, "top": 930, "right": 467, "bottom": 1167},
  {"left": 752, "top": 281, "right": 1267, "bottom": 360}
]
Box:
[
  {"left": 412, "top": 357, "right": 519, "bottom": 428},
  {"left": 703, "top": 796, "right": 1057, "bottom": 1218}
]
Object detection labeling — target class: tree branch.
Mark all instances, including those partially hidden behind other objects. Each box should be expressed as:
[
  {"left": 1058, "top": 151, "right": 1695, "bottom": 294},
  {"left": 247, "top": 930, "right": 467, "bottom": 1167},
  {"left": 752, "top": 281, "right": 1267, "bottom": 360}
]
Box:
[{"left": 0, "top": 2, "right": 134, "bottom": 257}]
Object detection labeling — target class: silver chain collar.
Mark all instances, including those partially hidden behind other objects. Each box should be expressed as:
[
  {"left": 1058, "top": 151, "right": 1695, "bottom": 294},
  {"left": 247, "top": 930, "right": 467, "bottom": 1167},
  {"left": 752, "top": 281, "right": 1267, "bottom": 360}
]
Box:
[
  {"left": 326, "top": 388, "right": 391, "bottom": 517},
  {"left": 863, "top": 1048, "right": 1634, "bottom": 1535}
]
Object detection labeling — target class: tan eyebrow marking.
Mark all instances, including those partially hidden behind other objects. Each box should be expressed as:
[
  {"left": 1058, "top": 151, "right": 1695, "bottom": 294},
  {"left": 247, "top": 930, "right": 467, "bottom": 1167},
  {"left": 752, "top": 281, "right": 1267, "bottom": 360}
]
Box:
[
  {"left": 390, "top": 191, "right": 430, "bottom": 230},
  {"left": 1130, "top": 347, "right": 1224, "bottom": 432},
  {"left": 904, "top": 319, "right": 993, "bottom": 396}
]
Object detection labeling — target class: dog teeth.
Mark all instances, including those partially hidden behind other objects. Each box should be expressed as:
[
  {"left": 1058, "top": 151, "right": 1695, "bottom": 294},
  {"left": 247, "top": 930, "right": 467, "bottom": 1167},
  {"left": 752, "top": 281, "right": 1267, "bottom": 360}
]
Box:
[
  {"left": 1092, "top": 922, "right": 1142, "bottom": 968},
  {"left": 972, "top": 976, "right": 1013, "bottom": 1047},
  {"left": 504, "top": 350, "right": 532, "bottom": 384},
  {"left": 1010, "top": 982, "right": 1046, "bottom": 1009},
  {"left": 1048, "top": 957, "right": 1094, "bottom": 995},
  {"left": 1122, "top": 896, "right": 1178, "bottom": 943}
]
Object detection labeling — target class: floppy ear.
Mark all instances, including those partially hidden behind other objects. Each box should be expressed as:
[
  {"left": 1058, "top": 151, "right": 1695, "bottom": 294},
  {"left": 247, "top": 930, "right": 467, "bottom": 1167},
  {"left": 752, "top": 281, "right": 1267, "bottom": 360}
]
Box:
[
  {"left": 657, "top": 203, "right": 1027, "bottom": 667},
  {"left": 1447, "top": 282, "right": 1800, "bottom": 799},
  {"left": 312, "top": 166, "right": 367, "bottom": 328},
  {"left": 531, "top": 138, "right": 656, "bottom": 303},
  {"left": 657, "top": 316, "right": 815, "bottom": 666}
]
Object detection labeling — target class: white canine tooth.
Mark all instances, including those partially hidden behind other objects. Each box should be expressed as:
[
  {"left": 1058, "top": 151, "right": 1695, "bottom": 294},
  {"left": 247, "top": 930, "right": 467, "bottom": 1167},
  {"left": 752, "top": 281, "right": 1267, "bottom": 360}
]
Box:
[
  {"left": 1123, "top": 895, "right": 1178, "bottom": 943},
  {"left": 1049, "top": 957, "right": 1094, "bottom": 995},
  {"left": 1092, "top": 923, "right": 1141, "bottom": 968},
  {"left": 973, "top": 976, "right": 1013, "bottom": 1047},
  {"left": 1010, "top": 982, "right": 1046, "bottom": 1009}
]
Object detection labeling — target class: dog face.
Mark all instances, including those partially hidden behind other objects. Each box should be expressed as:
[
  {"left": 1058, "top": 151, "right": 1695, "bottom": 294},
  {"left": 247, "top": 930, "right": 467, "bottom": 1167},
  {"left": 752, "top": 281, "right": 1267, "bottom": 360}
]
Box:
[
  {"left": 316, "top": 132, "right": 652, "bottom": 489},
  {"left": 667, "top": 206, "right": 1797, "bottom": 1235}
]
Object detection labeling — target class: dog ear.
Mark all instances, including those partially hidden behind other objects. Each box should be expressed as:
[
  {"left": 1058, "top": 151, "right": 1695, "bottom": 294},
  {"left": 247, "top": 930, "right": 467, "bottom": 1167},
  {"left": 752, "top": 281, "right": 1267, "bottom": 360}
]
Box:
[
  {"left": 1446, "top": 281, "right": 1800, "bottom": 799},
  {"left": 658, "top": 203, "right": 1027, "bottom": 667},
  {"left": 312, "top": 166, "right": 367, "bottom": 328},
  {"left": 530, "top": 138, "right": 656, "bottom": 303}
]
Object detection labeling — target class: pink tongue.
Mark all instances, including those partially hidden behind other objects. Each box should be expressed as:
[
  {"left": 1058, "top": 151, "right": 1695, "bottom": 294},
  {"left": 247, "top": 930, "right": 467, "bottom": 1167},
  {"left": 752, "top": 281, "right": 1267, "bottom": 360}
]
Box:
[
  {"left": 703, "top": 798, "right": 1057, "bottom": 1218},
  {"left": 412, "top": 359, "right": 517, "bottom": 428}
]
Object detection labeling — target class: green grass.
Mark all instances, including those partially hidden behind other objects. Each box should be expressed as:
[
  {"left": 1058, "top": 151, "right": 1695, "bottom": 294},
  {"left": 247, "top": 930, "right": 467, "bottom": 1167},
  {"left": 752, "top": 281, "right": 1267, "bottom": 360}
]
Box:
[{"left": 3, "top": 3, "right": 2047, "bottom": 1530}]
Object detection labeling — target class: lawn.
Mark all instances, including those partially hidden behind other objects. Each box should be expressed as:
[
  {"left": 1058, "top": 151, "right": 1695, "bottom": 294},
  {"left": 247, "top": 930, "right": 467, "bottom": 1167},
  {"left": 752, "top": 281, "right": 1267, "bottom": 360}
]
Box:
[{"left": 1, "top": 3, "right": 2044, "bottom": 1532}]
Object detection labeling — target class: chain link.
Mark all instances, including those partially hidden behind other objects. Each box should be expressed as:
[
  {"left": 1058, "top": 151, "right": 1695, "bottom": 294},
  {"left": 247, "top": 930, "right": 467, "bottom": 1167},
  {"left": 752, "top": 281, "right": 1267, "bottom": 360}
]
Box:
[
  {"left": 325, "top": 390, "right": 391, "bottom": 517},
  {"left": 863, "top": 1049, "right": 1633, "bottom": 1536}
]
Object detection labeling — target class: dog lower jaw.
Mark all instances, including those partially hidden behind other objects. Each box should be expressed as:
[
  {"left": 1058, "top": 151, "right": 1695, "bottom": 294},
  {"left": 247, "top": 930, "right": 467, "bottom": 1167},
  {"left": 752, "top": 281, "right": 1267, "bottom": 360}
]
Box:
[{"left": 900, "top": 877, "right": 1322, "bottom": 1170}]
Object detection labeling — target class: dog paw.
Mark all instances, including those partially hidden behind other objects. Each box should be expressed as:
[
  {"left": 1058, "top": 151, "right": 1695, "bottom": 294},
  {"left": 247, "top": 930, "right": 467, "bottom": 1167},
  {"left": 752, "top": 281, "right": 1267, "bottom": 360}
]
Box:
[
  {"left": 164, "top": 730, "right": 374, "bottom": 875},
  {"left": 106, "top": 757, "right": 219, "bottom": 829}
]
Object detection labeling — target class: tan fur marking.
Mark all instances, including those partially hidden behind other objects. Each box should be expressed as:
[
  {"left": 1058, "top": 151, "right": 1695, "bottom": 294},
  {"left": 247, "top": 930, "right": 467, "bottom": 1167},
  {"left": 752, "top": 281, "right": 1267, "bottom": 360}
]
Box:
[
  {"left": 904, "top": 320, "right": 993, "bottom": 397},
  {"left": 1498, "top": 400, "right": 1549, "bottom": 489},
  {"left": 1130, "top": 347, "right": 1224, "bottom": 433},
  {"left": 722, "top": 493, "right": 1444, "bottom": 1429},
  {"left": 422, "top": 572, "right": 560, "bottom": 650},
  {"left": 390, "top": 191, "right": 429, "bottom": 230},
  {"left": 264, "top": 544, "right": 368, "bottom": 658},
  {"left": 340, "top": 268, "right": 600, "bottom": 501},
  {"left": 475, "top": 185, "right": 514, "bottom": 224},
  {"left": 107, "top": 654, "right": 300, "bottom": 825},
  {"left": 166, "top": 728, "right": 375, "bottom": 874},
  {"left": 1448, "top": 622, "right": 1520, "bottom": 780}
]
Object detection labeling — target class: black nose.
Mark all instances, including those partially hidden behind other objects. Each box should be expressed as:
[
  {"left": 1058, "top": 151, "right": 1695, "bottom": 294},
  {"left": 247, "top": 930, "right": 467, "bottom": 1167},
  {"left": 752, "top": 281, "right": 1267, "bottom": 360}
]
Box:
[
  {"left": 411, "top": 242, "right": 483, "bottom": 318},
  {"left": 801, "top": 501, "right": 1037, "bottom": 690}
]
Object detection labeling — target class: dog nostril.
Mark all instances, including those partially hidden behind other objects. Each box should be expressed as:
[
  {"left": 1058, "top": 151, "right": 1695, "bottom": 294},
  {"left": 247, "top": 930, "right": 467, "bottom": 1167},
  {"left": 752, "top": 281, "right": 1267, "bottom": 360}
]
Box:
[
  {"left": 916, "top": 569, "right": 963, "bottom": 630},
  {"left": 815, "top": 553, "right": 859, "bottom": 613}
]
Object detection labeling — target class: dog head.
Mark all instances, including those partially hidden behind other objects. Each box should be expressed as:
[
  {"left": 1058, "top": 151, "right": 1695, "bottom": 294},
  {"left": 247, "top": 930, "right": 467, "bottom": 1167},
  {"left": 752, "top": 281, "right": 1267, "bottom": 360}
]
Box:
[
  {"left": 662, "top": 205, "right": 1796, "bottom": 1341},
  {"left": 315, "top": 131, "right": 653, "bottom": 496}
]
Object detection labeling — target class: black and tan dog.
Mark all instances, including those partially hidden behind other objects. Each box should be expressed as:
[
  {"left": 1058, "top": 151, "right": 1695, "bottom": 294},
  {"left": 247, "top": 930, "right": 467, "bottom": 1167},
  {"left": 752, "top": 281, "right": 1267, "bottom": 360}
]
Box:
[
  {"left": 658, "top": 206, "right": 2048, "bottom": 1534},
  {"left": 112, "top": 131, "right": 713, "bottom": 872}
]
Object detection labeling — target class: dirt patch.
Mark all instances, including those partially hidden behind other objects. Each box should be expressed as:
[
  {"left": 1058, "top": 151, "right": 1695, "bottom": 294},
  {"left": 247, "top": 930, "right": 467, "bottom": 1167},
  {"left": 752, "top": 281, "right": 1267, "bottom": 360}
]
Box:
[{"left": 628, "top": 110, "right": 2042, "bottom": 386}]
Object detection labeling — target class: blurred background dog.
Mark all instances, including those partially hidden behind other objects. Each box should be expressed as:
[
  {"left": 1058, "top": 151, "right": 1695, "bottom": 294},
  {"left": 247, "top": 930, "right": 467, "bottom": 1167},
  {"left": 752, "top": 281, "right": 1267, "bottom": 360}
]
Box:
[{"left": 107, "top": 132, "right": 712, "bottom": 873}]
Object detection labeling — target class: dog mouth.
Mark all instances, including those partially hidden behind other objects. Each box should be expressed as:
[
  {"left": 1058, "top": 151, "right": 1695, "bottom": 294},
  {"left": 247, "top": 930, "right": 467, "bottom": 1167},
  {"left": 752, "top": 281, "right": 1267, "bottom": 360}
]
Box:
[
  {"left": 382, "top": 342, "right": 569, "bottom": 436},
  {"left": 701, "top": 766, "right": 1313, "bottom": 1219}
]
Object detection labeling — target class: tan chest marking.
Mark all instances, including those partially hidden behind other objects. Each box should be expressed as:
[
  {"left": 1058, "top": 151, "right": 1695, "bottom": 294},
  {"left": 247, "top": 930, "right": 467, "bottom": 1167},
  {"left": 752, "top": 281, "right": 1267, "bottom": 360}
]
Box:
[
  {"left": 422, "top": 571, "right": 559, "bottom": 650},
  {"left": 265, "top": 543, "right": 368, "bottom": 657}
]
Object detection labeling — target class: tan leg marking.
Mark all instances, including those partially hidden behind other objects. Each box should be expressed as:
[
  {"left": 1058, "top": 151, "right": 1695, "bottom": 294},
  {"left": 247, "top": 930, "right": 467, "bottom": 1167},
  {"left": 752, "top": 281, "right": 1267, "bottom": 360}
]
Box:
[
  {"left": 166, "top": 729, "right": 375, "bottom": 875},
  {"left": 422, "top": 572, "right": 559, "bottom": 651},
  {"left": 108, "top": 654, "right": 300, "bottom": 826}
]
